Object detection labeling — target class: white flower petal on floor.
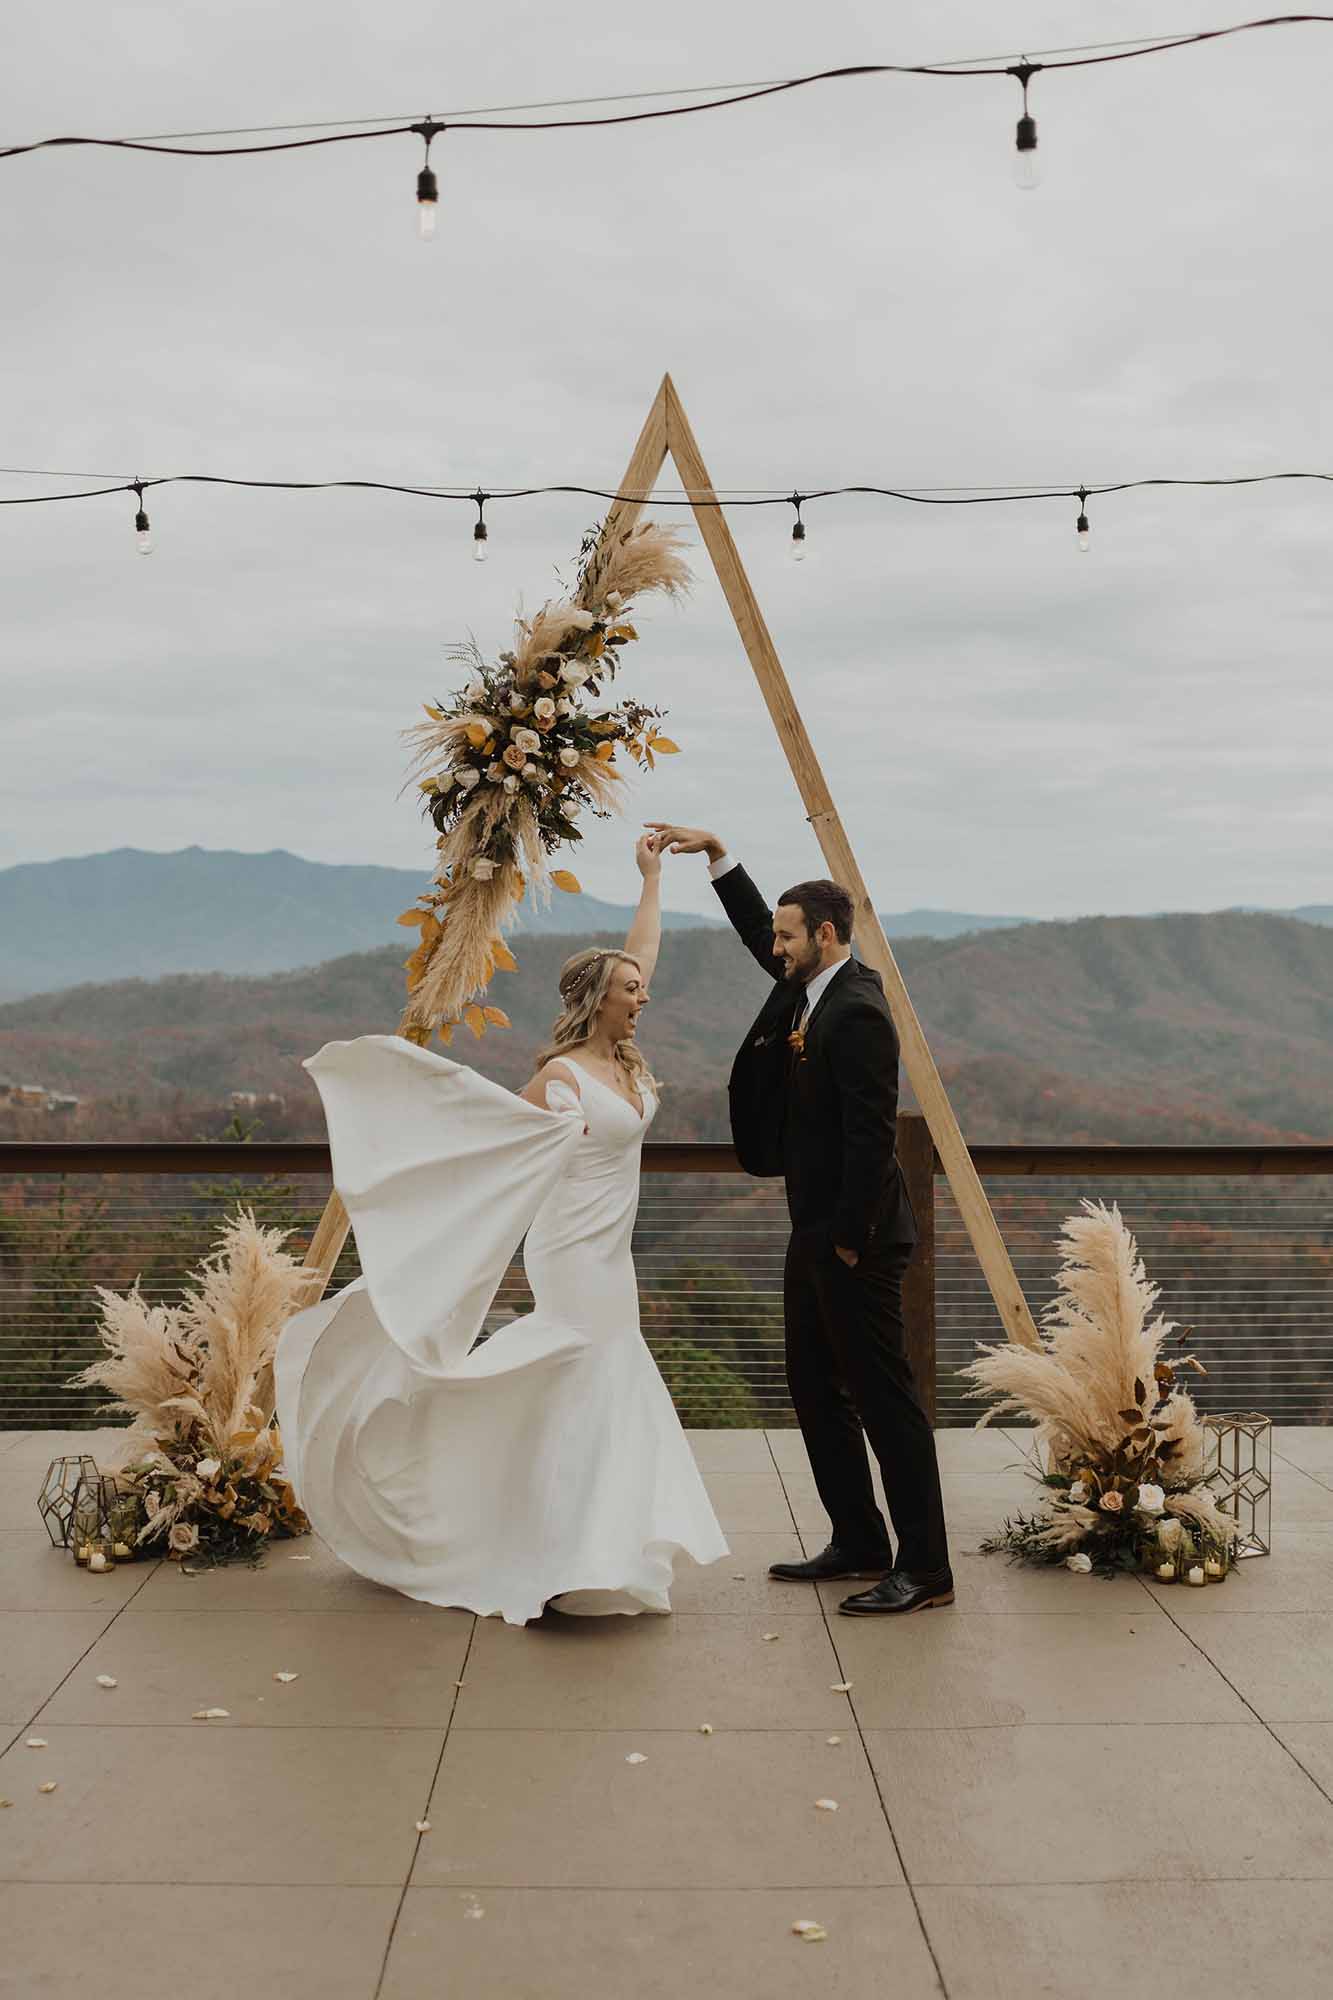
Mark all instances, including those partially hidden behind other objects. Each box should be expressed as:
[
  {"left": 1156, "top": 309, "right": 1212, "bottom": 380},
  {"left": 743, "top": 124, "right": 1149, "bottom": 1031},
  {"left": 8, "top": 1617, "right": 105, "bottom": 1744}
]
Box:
[
  {"left": 624, "top": 1752, "right": 648, "bottom": 1765},
  {"left": 814, "top": 1798, "right": 838, "bottom": 1812},
  {"left": 94, "top": 1675, "right": 117, "bottom": 1688},
  {"left": 273, "top": 1671, "right": 299, "bottom": 1683},
  {"left": 24, "top": 1738, "right": 48, "bottom": 1748},
  {"left": 791, "top": 1921, "right": 827, "bottom": 1941}
]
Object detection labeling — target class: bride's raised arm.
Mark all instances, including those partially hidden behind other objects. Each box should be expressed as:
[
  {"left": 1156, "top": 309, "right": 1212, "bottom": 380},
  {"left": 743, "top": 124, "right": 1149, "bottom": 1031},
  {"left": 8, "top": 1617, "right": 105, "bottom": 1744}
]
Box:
[{"left": 623, "top": 833, "right": 663, "bottom": 989}]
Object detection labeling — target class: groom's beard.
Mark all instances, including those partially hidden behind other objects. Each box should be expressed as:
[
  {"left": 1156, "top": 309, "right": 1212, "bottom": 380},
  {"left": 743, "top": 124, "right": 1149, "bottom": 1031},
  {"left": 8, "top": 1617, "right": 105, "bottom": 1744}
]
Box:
[{"left": 777, "top": 941, "right": 823, "bottom": 984}]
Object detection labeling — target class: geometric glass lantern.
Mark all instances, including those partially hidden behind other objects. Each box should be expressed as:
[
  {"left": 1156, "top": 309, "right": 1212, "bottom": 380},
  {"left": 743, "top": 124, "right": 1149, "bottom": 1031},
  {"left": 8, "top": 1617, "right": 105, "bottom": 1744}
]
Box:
[
  {"left": 37, "top": 1453, "right": 100, "bottom": 1548},
  {"left": 69, "top": 1470, "right": 119, "bottom": 1569},
  {"left": 1202, "top": 1411, "right": 1272, "bottom": 1558}
]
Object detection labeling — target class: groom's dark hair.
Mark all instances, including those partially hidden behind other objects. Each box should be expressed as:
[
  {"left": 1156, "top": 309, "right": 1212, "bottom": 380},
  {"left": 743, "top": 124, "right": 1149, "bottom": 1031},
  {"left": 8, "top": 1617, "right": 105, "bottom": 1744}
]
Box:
[{"left": 777, "top": 879, "right": 854, "bottom": 945}]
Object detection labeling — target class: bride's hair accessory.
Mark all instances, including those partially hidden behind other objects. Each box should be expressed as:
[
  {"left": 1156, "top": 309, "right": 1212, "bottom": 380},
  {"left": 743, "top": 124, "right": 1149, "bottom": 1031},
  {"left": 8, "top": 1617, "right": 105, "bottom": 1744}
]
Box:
[{"left": 558, "top": 951, "right": 617, "bottom": 1002}]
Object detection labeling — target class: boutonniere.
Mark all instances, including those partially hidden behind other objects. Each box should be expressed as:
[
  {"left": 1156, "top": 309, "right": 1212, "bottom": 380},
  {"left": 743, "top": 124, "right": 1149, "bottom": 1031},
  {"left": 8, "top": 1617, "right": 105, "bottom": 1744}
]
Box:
[{"left": 787, "top": 1027, "right": 807, "bottom": 1061}]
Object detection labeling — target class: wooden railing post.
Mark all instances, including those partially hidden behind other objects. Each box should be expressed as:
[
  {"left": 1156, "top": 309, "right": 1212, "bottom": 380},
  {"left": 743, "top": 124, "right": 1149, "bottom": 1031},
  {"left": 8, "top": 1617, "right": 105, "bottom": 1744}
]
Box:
[{"left": 897, "top": 1112, "right": 937, "bottom": 1424}]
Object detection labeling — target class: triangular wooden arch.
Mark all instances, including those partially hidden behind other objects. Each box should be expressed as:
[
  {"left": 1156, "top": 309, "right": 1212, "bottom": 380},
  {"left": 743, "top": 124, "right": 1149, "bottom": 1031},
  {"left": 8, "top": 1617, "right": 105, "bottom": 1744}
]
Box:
[{"left": 283, "top": 373, "right": 1040, "bottom": 1400}]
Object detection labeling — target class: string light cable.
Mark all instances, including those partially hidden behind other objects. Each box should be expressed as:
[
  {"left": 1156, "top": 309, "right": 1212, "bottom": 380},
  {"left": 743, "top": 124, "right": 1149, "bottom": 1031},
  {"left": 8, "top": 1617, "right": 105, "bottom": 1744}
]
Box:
[
  {"left": 2, "top": 463, "right": 1330, "bottom": 556},
  {"left": 2, "top": 16, "right": 1331, "bottom": 224}
]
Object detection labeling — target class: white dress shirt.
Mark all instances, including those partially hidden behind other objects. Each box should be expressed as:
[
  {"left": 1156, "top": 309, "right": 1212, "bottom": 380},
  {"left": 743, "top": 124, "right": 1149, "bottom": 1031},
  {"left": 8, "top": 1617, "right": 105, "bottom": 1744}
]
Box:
[{"left": 708, "top": 852, "right": 851, "bottom": 1027}]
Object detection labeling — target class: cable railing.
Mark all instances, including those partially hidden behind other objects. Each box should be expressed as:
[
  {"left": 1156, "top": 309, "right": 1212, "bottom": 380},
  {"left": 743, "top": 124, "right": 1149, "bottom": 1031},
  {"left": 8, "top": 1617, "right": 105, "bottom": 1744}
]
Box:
[{"left": 2, "top": 1127, "right": 1331, "bottom": 1429}]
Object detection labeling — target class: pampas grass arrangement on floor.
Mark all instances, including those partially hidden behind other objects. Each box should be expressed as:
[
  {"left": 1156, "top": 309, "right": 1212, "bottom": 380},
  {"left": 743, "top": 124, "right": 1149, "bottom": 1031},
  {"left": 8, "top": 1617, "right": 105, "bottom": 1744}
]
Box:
[
  {"left": 67, "top": 1211, "right": 313, "bottom": 1566},
  {"left": 962, "top": 1200, "right": 1239, "bottom": 1577}
]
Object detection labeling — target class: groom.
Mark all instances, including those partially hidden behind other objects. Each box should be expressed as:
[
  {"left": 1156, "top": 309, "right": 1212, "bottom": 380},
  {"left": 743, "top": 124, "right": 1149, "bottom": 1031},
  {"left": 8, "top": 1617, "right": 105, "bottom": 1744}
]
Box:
[{"left": 649, "top": 824, "right": 952, "bottom": 1614}]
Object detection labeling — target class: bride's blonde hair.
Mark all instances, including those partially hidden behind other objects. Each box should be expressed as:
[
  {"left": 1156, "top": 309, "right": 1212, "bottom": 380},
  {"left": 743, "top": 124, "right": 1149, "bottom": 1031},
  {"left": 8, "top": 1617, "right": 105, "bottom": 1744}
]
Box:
[{"left": 533, "top": 948, "right": 658, "bottom": 1092}]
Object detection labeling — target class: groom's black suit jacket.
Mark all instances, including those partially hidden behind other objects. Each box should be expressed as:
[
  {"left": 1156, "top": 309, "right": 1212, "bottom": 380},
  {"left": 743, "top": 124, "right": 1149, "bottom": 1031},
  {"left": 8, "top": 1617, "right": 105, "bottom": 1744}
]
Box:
[{"left": 713, "top": 864, "right": 916, "bottom": 1258}]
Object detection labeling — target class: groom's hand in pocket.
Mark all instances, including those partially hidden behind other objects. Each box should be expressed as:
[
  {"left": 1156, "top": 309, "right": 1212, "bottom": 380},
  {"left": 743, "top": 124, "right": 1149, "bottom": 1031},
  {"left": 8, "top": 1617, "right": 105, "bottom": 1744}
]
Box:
[{"left": 835, "top": 1245, "right": 859, "bottom": 1268}]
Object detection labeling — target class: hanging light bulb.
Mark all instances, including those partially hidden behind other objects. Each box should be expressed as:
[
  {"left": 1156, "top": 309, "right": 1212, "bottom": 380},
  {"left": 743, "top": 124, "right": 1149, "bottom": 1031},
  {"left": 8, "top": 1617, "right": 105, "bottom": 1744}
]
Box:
[
  {"left": 132, "top": 480, "right": 152, "bottom": 556},
  {"left": 472, "top": 489, "right": 489, "bottom": 563},
  {"left": 789, "top": 494, "right": 807, "bottom": 563},
  {"left": 410, "top": 119, "right": 444, "bottom": 241},
  {"left": 1008, "top": 62, "right": 1042, "bottom": 190},
  {"left": 1075, "top": 486, "right": 1090, "bottom": 552}
]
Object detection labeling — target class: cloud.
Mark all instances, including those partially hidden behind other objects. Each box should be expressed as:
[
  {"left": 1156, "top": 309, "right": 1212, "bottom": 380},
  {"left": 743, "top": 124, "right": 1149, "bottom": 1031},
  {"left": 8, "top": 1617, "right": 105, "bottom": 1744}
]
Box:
[{"left": 2, "top": 0, "right": 1330, "bottom": 920}]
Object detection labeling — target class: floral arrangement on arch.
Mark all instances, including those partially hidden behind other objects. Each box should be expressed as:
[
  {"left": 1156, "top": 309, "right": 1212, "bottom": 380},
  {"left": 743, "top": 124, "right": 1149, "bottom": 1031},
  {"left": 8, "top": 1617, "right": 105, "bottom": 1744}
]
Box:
[
  {"left": 963, "top": 1201, "right": 1239, "bottom": 1578},
  {"left": 398, "top": 519, "right": 691, "bottom": 1045},
  {"left": 67, "top": 1211, "right": 313, "bottom": 1567}
]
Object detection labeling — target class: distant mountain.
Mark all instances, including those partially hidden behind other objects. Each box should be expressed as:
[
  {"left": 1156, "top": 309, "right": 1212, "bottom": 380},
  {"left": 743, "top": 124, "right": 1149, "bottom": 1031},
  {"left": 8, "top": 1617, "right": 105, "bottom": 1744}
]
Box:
[
  {"left": 2, "top": 907, "right": 1330, "bottom": 1144},
  {"left": 0, "top": 846, "right": 718, "bottom": 1001},
  {"left": 0, "top": 847, "right": 1043, "bottom": 1001}
]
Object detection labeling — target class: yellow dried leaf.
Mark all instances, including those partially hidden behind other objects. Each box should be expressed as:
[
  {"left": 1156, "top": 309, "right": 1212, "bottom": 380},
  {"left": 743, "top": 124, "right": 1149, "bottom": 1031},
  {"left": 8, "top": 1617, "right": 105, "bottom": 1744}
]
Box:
[
  {"left": 417, "top": 778, "right": 439, "bottom": 794},
  {"left": 463, "top": 1004, "right": 487, "bottom": 1039},
  {"left": 465, "top": 722, "right": 489, "bottom": 749},
  {"left": 649, "top": 736, "right": 680, "bottom": 755},
  {"left": 595, "top": 742, "right": 615, "bottom": 762},
  {"left": 437, "top": 1022, "right": 454, "bottom": 1047},
  {"left": 551, "top": 870, "right": 582, "bottom": 894},
  {"left": 491, "top": 940, "right": 518, "bottom": 973},
  {"left": 607, "top": 623, "right": 638, "bottom": 643},
  {"left": 396, "top": 908, "right": 428, "bottom": 927},
  {"left": 792, "top": 1921, "right": 827, "bottom": 1942},
  {"left": 423, "top": 703, "right": 445, "bottom": 719},
  {"left": 482, "top": 1007, "right": 511, "bottom": 1029}
]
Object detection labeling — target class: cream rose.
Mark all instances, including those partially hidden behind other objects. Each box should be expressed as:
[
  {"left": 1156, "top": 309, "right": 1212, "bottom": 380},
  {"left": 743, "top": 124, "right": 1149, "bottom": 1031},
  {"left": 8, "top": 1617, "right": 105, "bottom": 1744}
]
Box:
[
  {"left": 456, "top": 768, "right": 480, "bottom": 792},
  {"left": 503, "top": 775, "right": 519, "bottom": 793},
  {"left": 502, "top": 744, "right": 527, "bottom": 770},
  {"left": 194, "top": 1458, "right": 221, "bottom": 1483},
  {"left": 1099, "top": 1490, "right": 1125, "bottom": 1514},
  {"left": 168, "top": 1521, "right": 199, "bottom": 1554},
  {"left": 512, "top": 727, "right": 541, "bottom": 754},
  {"left": 1068, "top": 1480, "right": 1089, "bottom": 1504},
  {"left": 533, "top": 697, "right": 557, "bottom": 722},
  {"left": 567, "top": 607, "right": 596, "bottom": 631},
  {"left": 559, "top": 746, "right": 580, "bottom": 768},
  {"left": 559, "top": 663, "right": 589, "bottom": 686},
  {"left": 1065, "top": 1552, "right": 1093, "bottom": 1574},
  {"left": 1135, "top": 1483, "right": 1165, "bottom": 1515}
]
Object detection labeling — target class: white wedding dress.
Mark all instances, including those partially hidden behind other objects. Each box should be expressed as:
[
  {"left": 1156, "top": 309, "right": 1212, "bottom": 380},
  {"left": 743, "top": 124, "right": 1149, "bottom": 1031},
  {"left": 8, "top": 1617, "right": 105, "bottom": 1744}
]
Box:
[{"left": 273, "top": 1034, "right": 729, "bottom": 1625}]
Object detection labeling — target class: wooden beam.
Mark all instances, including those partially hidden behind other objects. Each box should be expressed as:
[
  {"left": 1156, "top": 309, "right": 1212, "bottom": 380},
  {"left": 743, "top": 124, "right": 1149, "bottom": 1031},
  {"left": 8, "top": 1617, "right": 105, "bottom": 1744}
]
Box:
[{"left": 661, "top": 375, "right": 1042, "bottom": 1351}]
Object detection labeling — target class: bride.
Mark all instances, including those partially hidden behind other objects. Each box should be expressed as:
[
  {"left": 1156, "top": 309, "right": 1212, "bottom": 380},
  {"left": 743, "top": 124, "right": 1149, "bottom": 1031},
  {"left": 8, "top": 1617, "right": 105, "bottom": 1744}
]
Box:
[{"left": 274, "top": 832, "right": 730, "bottom": 1624}]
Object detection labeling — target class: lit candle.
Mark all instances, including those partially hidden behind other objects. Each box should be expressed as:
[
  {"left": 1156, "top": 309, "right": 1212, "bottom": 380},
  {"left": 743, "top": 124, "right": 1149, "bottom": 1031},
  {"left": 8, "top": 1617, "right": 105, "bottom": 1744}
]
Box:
[
  {"left": 112, "top": 1543, "right": 131, "bottom": 1559},
  {"left": 88, "top": 1553, "right": 108, "bottom": 1572},
  {"left": 1205, "top": 1557, "right": 1226, "bottom": 1581},
  {"left": 1155, "top": 1561, "right": 1176, "bottom": 1582},
  {"left": 76, "top": 1544, "right": 91, "bottom": 1563},
  {"left": 1186, "top": 1565, "right": 1207, "bottom": 1586}
]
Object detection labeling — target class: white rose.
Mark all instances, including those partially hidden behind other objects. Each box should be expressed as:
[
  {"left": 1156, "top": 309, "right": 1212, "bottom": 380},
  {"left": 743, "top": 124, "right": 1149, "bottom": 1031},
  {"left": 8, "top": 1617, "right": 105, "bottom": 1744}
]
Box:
[
  {"left": 168, "top": 1521, "right": 199, "bottom": 1554},
  {"left": 195, "top": 1458, "right": 221, "bottom": 1482},
  {"left": 533, "top": 696, "right": 557, "bottom": 721},
  {"left": 604, "top": 590, "right": 623, "bottom": 609},
  {"left": 465, "top": 682, "right": 486, "bottom": 704},
  {"left": 512, "top": 727, "right": 541, "bottom": 754},
  {"left": 1068, "top": 1480, "right": 1088, "bottom": 1504},
  {"left": 503, "top": 775, "right": 519, "bottom": 793},
  {"left": 509, "top": 694, "right": 527, "bottom": 713},
  {"left": 559, "top": 746, "right": 580, "bottom": 768},
  {"left": 473, "top": 858, "right": 498, "bottom": 880},
  {"left": 555, "top": 699, "right": 573, "bottom": 717},
  {"left": 522, "top": 763, "right": 539, "bottom": 778},
  {"left": 1065, "top": 1552, "right": 1093, "bottom": 1574},
  {"left": 1135, "top": 1483, "right": 1165, "bottom": 1516},
  {"left": 144, "top": 1490, "right": 161, "bottom": 1518},
  {"left": 456, "top": 768, "right": 480, "bottom": 791},
  {"left": 486, "top": 762, "right": 504, "bottom": 781},
  {"left": 559, "top": 663, "right": 589, "bottom": 686},
  {"left": 567, "top": 608, "right": 596, "bottom": 631},
  {"left": 435, "top": 770, "right": 456, "bottom": 790}
]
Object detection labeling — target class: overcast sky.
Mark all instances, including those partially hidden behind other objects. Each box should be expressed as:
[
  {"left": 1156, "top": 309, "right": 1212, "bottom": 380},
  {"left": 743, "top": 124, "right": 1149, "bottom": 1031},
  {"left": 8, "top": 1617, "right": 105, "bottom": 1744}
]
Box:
[{"left": 3, "top": 2, "right": 1330, "bottom": 922}]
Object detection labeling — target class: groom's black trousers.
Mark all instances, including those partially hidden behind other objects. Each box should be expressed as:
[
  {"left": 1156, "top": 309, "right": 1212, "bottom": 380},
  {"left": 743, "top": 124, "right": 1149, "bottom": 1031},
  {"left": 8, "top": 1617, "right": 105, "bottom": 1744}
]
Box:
[{"left": 783, "top": 1226, "right": 950, "bottom": 1574}]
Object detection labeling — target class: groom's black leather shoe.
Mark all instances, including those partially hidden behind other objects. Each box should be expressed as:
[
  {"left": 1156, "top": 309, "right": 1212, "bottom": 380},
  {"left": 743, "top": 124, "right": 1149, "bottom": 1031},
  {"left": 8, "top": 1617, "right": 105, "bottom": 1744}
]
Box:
[
  {"left": 838, "top": 1567, "right": 955, "bottom": 1615},
  {"left": 769, "top": 1543, "right": 894, "bottom": 1583}
]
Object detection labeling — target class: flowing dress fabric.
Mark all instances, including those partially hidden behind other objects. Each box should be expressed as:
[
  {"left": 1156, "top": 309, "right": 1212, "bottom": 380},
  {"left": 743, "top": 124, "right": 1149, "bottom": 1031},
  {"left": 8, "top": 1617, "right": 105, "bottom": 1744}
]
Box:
[{"left": 274, "top": 1035, "right": 729, "bottom": 1624}]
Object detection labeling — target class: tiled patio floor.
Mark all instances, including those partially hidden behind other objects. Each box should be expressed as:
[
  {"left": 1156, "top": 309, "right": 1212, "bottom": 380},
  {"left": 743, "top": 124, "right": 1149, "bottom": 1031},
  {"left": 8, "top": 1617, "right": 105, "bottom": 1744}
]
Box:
[{"left": 3, "top": 1424, "right": 1332, "bottom": 1999}]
